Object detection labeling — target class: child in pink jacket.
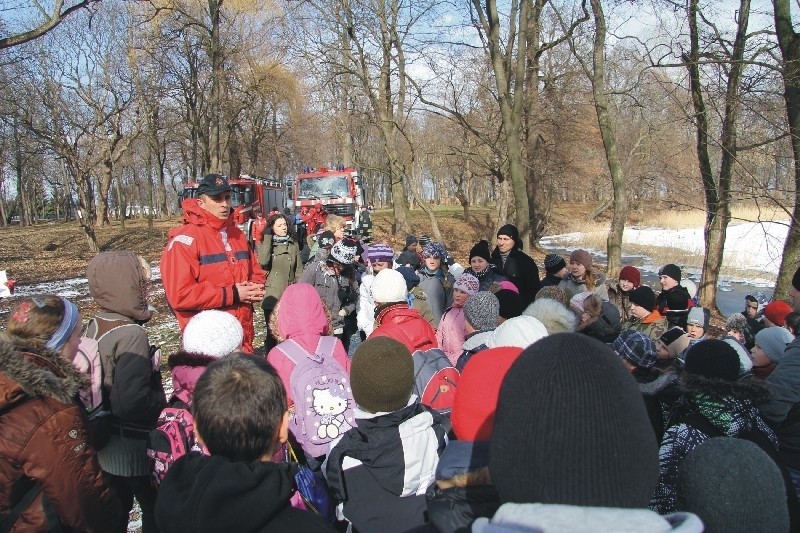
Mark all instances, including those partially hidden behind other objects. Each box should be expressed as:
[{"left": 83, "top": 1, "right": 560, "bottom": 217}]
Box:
[{"left": 436, "top": 273, "right": 479, "bottom": 365}]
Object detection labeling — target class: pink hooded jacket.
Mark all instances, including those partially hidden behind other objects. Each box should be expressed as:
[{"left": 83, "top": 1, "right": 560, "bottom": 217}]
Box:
[
  {"left": 436, "top": 305, "right": 466, "bottom": 366},
  {"left": 266, "top": 282, "right": 350, "bottom": 406}
]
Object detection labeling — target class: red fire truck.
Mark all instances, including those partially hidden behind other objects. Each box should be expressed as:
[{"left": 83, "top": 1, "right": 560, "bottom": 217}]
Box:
[
  {"left": 179, "top": 174, "right": 286, "bottom": 241},
  {"left": 293, "top": 165, "right": 366, "bottom": 229}
]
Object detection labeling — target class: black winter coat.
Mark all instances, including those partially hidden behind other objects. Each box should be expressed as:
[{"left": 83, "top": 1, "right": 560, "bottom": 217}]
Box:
[{"left": 490, "top": 248, "right": 541, "bottom": 305}]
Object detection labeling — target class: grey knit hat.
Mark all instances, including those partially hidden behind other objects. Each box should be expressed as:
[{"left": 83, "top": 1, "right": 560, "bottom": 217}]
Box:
[
  {"left": 755, "top": 327, "right": 793, "bottom": 364},
  {"left": 687, "top": 306, "right": 710, "bottom": 330},
  {"left": 464, "top": 291, "right": 500, "bottom": 331},
  {"left": 677, "top": 437, "right": 789, "bottom": 532},
  {"left": 725, "top": 313, "right": 749, "bottom": 333}
]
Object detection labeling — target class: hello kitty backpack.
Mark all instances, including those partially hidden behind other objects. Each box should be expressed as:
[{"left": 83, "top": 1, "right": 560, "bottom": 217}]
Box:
[{"left": 276, "top": 337, "right": 356, "bottom": 459}]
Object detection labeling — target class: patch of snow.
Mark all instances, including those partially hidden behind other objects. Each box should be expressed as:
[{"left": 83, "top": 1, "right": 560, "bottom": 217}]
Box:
[{"left": 543, "top": 220, "right": 788, "bottom": 285}]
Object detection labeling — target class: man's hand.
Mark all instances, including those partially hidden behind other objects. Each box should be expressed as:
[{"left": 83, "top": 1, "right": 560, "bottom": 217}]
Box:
[{"left": 236, "top": 281, "right": 265, "bottom": 303}]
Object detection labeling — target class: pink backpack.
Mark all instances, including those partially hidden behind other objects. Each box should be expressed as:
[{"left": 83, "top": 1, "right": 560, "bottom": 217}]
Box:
[
  {"left": 73, "top": 318, "right": 137, "bottom": 449},
  {"left": 147, "top": 401, "right": 208, "bottom": 487},
  {"left": 276, "top": 337, "right": 355, "bottom": 459}
]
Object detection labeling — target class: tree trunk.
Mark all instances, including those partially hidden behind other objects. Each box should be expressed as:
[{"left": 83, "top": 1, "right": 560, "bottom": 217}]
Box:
[
  {"left": 773, "top": 0, "right": 800, "bottom": 300},
  {"left": 116, "top": 171, "right": 126, "bottom": 229},
  {"left": 208, "top": 0, "right": 223, "bottom": 172},
  {"left": 496, "top": 178, "right": 510, "bottom": 236},
  {"left": 588, "top": 0, "right": 627, "bottom": 278},
  {"left": 76, "top": 171, "right": 100, "bottom": 253},
  {"left": 480, "top": 0, "right": 532, "bottom": 248},
  {"left": 98, "top": 158, "right": 113, "bottom": 226},
  {"left": 687, "top": 0, "right": 749, "bottom": 311}
]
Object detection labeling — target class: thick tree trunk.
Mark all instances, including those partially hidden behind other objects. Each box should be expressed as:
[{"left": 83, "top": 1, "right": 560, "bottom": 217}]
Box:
[
  {"left": 687, "top": 0, "right": 749, "bottom": 311},
  {"left": 773, "top": 0, "right": 800, "bottom": 300},
  {"left": 587, "top": 0, "right": 628, "bottom": 278},
  {"left": 208, "top": 0, "right": 223, "bottom": 172}
]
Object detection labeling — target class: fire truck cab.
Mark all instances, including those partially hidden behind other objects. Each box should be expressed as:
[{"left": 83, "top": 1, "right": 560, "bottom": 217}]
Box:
[{"left": 293, "top": 165, "right": 366, "bottom": 230}]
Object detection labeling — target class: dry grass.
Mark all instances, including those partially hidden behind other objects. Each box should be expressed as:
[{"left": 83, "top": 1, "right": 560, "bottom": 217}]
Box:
[{"left": 634, "top": 204, "right": 787, "bottom": 229}]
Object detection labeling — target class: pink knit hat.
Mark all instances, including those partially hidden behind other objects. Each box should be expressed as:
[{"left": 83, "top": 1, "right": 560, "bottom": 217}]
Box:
[{"left": 454, "top": 273, "right": 480, "bottom": 296}]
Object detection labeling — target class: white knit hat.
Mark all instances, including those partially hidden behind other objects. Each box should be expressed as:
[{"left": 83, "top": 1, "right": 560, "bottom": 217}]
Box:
[
  {"left": 183, "top": 310, "right": 244, "bottom": 358},
  {"left": 487, "top": 315, "right": 549, "bottom": 349},
  {"left": 371, "top": 268, "right": 408, "bottom": 304}
]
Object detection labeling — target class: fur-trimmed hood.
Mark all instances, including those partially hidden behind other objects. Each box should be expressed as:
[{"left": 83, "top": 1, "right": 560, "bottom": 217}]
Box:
[
  {"left": 0, "top": 335, "right": 87, "bottom": 407},
  {"left": 523, "top": 298, "right": 577, "bottom": 334},
  {"left": 168, "top": 350, "right": 219, "bottom": 370},
  {"left": 168, "top": 349, "right": 219, "bottom": 406},
  {"left": 679, "top": 373, "right": 771, "bottom": 404}
]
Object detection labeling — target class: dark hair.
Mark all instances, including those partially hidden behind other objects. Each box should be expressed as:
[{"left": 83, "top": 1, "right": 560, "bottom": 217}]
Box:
[
  {"left": 265, "top": 213, "right": 296, "bottom": 239},
  {"left": 193, "top": 354, "right": 287, "bottom": 462},
  {"left": 786, "top": 312, "right": 800, "bottom": 337},
  {"left": 745, "top": 295, "right": 758, "bottom": 304}
]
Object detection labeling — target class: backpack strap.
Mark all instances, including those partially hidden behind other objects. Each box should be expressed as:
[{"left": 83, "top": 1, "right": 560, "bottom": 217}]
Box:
[
  {"left": 0, "top": 482, "right": 43, "bottom": 533},
  {"left": 316, "top": 336, "right": 338, "bottom": 361},
  {"left": 276, "top": 339, "right": 319, "bottom": 364}
]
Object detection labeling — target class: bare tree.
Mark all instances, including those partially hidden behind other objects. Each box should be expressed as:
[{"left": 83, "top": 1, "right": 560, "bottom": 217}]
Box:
[
  {"left": 566, "top": 0, "right": 627, "bottom": 277},
  {"left": 773, "top": 0, "right": 800, "bottom": 298},
  {"left": 0, "top": 0, "right": 98, "bottom": 49}
]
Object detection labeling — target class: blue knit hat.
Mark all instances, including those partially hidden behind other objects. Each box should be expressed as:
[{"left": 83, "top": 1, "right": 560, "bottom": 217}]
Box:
[
  {"left": 422, "top": 242, "right": 448, "bottom": 261},
  {"left": 613, "top": 329, "right": 658, "bottom": 369}
]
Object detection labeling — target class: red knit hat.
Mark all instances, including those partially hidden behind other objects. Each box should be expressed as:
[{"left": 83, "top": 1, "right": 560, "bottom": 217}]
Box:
[
  {"left": 452, "top": 346, "right": 523, "bottom": 441},
  {"left": 764, "top": 300, "right": 792, "bottom": 327},
  {"left": 619, "top": 266, "right": 641, "bottom": 288}
]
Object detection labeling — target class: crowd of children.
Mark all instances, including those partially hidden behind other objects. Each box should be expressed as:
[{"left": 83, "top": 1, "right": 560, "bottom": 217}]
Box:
[{"left": 5, "top": 223, "right": 800, "bottom": 532}]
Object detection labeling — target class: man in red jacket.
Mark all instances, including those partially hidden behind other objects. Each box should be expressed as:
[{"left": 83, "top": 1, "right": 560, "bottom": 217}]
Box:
[
  {"left": 369, "top": 268, "right": 438, "bottom": 352},
  {"left": 161, "top": 174, "right": 266, "bottom": 353}
]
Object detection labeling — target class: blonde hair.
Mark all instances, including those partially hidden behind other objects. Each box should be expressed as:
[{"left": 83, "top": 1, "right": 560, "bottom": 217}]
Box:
[
  {"left": 436, "top": 466, "right": 492, "bottom": 490},
  {"left": 585, "top": 270, "right": 597, "bottom": 292},
  {"left": 6, "top": 295, "right": 71, "bottom": 349},
  {"left": 325, "top": 215, "right": 346, "bottom": 232}
]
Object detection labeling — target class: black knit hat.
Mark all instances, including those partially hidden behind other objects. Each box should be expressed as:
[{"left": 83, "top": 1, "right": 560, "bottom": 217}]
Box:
[
  {"left": 677, "top": 438, "right": 789, "bottom": 532},
  {"left": 543, "top": 254, "right": 567, "bottom": 275},
  {"left": 793, "top": 267, "right": 800, "bottom": 292},
  {"left": 496, "top": 224, "right": 521, "bottom": 250},
  {"left": 683, "top": 339, "right": 739, "bottom": 382},
  {"left": 659, "top": 263, "right": 682, "bottom": 283},
  {"left": 492, "top": 333, "right": 659, "bottom": 507},
  {"left": 628, "top": 286, "right": 656, "bottom": 312},
  {"left": 351, "top": 337, "right": 413, "bottom": 413},
  {"left": 495, "top": 289, "right": 524, "bottom": 320},
  {"left": 469, "top": 240, "right": 492, "bottom": 263}
]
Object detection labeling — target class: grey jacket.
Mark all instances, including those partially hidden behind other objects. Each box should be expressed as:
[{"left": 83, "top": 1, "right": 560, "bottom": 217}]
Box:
[
  {"left": 300, "top": 261, "right": 358, "bottom": 331},
  {"left": 760, "top": 336, "right": 800, "bottom": 468},
  {"left": 559, "top": 270, "right": 609, "bottom": 302}
]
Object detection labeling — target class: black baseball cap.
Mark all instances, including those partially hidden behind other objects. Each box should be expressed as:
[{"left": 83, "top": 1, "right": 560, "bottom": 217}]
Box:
[{"left": 196, "top": 174, "right": 232, "bottom": 197}]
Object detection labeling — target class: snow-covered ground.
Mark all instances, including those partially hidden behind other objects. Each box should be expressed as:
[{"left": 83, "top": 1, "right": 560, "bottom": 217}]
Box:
[{"left": 541, "top": 220, "right": 790, "bottom": 287}]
